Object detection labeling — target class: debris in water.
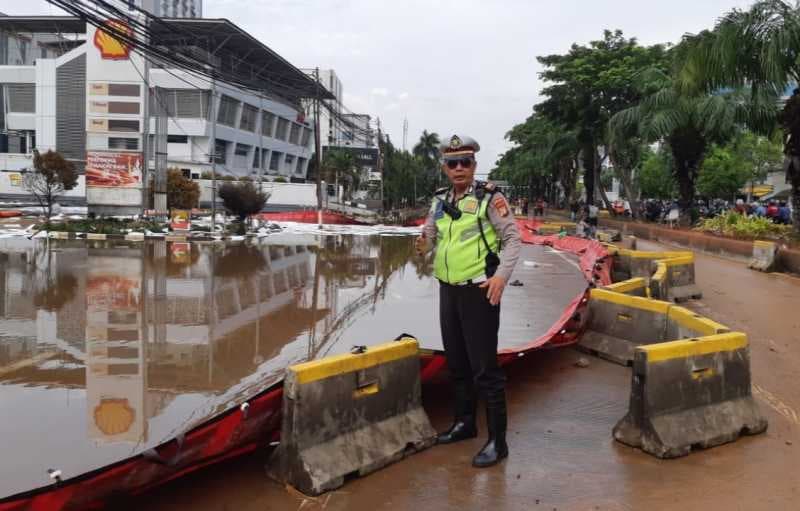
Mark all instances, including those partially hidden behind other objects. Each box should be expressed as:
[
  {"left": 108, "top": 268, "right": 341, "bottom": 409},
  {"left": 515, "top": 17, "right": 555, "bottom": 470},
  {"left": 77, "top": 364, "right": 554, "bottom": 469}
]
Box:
[
  {"left": 574, "top": 358, "right": 590, "bottom": 368},
  {"left": 510, "top": 280, "right": 524, "bottom": 287}
]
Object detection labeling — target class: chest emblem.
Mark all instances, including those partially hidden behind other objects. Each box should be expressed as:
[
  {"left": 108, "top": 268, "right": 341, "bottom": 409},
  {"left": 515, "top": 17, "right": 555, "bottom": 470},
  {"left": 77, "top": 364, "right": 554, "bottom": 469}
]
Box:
[{"left": 461, "top": 198, "right": 479, "bottom": 214}]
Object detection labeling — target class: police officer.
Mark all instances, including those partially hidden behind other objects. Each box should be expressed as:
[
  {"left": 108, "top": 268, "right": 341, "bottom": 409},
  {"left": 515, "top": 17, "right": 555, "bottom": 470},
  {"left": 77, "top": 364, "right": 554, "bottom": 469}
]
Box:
[{"left": 415, "top": 134, "right": 521, "bottom": 467}]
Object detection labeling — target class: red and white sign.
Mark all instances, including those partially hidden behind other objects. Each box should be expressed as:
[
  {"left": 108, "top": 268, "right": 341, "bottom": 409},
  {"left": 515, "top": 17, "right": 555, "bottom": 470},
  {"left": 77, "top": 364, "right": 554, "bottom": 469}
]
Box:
[
  {"left": 86, "top": 151, "right": 142, "bottom": 188},
  {"left": 94, "top": 19, "right": 134, "bottom": 61},
  {"left": 170, "top": 210, "right": 191, "bottom": 231}
]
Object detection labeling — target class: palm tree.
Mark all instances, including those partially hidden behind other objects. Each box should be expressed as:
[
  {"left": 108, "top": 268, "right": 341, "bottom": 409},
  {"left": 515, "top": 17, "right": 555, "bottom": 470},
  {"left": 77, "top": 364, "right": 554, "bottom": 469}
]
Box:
[
  {"left": 679, "top": 0, "right": 800, "bottom": 232},
  {"left": 609, "top": 66, "right": 777, "bottom": 216},
  {"left": 323, "top": 149, "right": 359, "bottom": 201},
  {"left": 413, "top": 130, "right": 441, "bottom": 188}
]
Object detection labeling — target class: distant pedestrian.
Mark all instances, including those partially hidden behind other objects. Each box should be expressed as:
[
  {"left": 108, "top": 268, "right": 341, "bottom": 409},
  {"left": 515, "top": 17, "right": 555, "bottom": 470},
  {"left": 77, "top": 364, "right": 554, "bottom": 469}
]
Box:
[
  {"left": 778, "top": 202, "right": 792, "bottom": 224},
  {"left": 766, "top": 201, "right": 780, "bottom": 222},
  {"left": 586, "top": 202, "right": 599, "bottom": 237},
  {"left": 570, "top": 200, "right": 580, "bottom": 222}
]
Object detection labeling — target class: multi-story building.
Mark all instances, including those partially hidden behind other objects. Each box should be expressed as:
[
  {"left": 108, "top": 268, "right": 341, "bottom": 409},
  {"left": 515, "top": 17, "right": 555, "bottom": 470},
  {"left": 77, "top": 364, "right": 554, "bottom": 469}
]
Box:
[
  {"left": 341, "top": 113, "right": 374, "bottom": 148},
  {"left": 138, "top": 0, "right": 203, "bottom": 18},
  {"left": 315, "top": 69, "right": 343, "bottom": 147},
  {"left": 0, "top": 12, "right": 329, "bottom": 210}
]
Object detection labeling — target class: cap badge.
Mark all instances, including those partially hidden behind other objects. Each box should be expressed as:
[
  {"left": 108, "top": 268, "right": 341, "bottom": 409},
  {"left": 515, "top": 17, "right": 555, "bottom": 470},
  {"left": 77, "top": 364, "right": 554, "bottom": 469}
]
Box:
[{"left": 450, "top": 135, "right": 462, "bottom": 149}]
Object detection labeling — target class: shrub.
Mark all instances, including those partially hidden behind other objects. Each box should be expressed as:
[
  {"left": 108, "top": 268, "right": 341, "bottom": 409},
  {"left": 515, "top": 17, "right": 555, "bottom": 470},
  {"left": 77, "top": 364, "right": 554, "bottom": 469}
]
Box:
[
  {"left": 273, "top": 176, "right": 288, "bottom": 183},
  {"left": 695, "top": 211, "right": 792, "bottom": 240},
  {"left": 218, "top": 182, "right": 268, "bottom": 223}
]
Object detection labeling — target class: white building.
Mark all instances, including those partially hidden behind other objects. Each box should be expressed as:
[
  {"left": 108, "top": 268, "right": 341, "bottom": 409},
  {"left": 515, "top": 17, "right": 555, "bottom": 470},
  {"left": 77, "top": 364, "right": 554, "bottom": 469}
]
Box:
[
  {"left": 0, "top": 14, "right": 330, "bottom": 210},
  {"left": 316, "top": 69, "right": 343, "bottom": 146},
  {"left": 138, "top": 0, "right": 203, "bottom": 18}
]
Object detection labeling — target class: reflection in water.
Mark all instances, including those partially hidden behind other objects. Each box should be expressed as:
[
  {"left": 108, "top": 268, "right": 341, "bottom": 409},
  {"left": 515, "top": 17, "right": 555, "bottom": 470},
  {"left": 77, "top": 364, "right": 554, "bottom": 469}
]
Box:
[{"left": 0, "top": 235, "right": 434, "bottom": 498}]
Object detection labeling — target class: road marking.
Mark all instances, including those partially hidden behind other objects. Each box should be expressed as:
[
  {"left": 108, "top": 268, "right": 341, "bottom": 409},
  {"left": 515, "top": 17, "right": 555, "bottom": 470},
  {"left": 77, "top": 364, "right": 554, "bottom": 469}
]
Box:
[{"left": 753, "top": 383, "right": 800, "bottom": 426}]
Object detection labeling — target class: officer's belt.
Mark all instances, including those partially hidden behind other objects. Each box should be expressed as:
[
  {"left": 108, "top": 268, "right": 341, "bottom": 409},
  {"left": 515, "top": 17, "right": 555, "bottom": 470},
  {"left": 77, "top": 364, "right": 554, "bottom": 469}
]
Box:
[{"left": 443, "top": 275, "right": 488, "bottom": 287}]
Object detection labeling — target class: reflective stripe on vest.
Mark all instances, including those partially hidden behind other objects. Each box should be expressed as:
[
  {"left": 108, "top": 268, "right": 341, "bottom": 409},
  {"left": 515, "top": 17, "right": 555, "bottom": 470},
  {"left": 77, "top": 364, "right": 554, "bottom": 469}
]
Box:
[{"left": 432, "top": 193, "right": 499, "bottom": 284}]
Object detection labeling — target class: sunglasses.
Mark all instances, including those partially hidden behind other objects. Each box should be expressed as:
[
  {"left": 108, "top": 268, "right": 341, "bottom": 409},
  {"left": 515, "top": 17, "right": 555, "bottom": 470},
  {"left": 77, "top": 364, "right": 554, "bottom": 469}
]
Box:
[{"left": 445, "top": 157, "right": 474, "bottom": 170}]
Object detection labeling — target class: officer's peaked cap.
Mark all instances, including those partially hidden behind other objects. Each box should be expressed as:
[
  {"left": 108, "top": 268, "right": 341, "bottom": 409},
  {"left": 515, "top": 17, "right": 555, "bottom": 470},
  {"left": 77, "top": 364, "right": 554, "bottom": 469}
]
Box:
[{"left": 440, "top": 134, "right": 480, "bottom": 156}]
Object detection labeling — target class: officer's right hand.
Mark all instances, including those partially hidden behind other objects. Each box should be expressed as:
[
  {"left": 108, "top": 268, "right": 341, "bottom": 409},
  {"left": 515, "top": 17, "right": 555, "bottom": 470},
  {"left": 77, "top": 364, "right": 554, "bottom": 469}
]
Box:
[{"left": 414, "top": 234, "right": 427, "bottom": 256}]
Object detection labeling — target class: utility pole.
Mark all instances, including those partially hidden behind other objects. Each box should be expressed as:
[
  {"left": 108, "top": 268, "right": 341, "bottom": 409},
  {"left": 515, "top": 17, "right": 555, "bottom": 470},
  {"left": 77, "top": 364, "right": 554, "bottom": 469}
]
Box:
[
  {"left": 209, "top": 82, "right": 218, "bottom": 232},
  {"left": 377, "top": 118, "right": 384, "bottom": 211},
  {"left": 314, "top": 67, "right": 323, "bottom": 228},
  {"left": 140, "top": 21, "right": 151, "bottom": 217}
]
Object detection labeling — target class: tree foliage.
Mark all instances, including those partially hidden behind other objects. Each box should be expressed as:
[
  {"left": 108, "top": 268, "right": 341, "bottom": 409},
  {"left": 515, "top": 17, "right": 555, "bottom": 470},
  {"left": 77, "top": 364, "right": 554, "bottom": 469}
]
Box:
[
  {"left": 639, "top": 147, "right": 677, "bottom": 200},
  {"left": 167, "top": 168, "right": 200, "bottom": 209},
  {"left": 535, "top": 30, "right": 668, "bottom": 204},
  {"left": 22, "top": 150, "right": 78, "bottom": 219},
  {"left": 218, "top": 182, "right": 268, "bottom": 225},
  {"left": 679, "top": 0, "right": 800, "bottom": 231}
]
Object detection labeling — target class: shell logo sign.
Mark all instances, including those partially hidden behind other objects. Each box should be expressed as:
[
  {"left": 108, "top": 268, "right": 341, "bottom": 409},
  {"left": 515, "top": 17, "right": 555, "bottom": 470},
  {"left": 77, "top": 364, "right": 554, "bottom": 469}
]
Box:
[
  {"left": 94, "top": 398, "right": 135, "bottom": 436},
  {"left": 94, "top": 19, "right": 134, "bottom": 60}
]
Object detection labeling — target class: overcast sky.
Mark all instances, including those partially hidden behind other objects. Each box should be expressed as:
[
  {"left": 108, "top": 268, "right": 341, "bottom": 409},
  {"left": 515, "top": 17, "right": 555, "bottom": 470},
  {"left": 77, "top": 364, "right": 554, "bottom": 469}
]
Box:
[{"left": 2, "top": 0, "right": 755, "bottom": 175}]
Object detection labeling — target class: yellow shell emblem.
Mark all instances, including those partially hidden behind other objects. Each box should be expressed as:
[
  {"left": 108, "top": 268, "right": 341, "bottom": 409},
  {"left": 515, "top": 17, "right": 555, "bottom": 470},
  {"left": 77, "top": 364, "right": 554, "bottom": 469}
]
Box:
[
  {"left": 94, "top": 19, "right": 134, "bottom": 61},
  {"left": 450, "top": 136, "right": 462, "bottom": 149}
]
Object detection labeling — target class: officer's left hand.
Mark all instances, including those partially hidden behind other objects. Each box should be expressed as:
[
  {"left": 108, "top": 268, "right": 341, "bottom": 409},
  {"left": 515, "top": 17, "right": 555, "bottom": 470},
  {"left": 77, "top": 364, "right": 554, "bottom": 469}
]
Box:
[{"left": 479, "top": 275, "right": 506, "bottom": 306}]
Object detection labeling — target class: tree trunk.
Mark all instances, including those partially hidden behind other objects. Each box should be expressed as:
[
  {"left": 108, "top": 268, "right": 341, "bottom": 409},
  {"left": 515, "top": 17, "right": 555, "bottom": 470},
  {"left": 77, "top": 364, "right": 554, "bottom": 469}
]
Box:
[
  {"left": 580, "top": 141, "right": 596, "bottom": 204},
  {"left": 597, "top": 178, "right": 613, "bottom": 212},
  {"left": 791, "top": 170, "right": 800, "bottom": 235}
]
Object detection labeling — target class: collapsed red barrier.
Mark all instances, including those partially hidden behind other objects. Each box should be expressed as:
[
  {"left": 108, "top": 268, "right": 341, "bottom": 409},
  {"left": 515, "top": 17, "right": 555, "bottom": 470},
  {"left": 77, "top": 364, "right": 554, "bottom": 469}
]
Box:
[{"left": 0, "top": 218, "right": 612, "bottom": 511}]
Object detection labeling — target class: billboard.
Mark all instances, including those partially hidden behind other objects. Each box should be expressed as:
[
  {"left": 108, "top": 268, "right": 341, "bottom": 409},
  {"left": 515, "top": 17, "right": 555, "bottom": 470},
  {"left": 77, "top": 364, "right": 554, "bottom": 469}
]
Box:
[{"left": 86, "top": 151, "right": 143, "bottom": 188}]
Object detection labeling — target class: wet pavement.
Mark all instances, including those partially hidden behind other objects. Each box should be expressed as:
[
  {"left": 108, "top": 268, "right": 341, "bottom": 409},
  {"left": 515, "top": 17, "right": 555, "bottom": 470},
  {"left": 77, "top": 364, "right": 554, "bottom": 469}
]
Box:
[
  {"left": 0, "top": 234, "right": 585, "bottom": 500},
  {"left": 123, "top": 239, "right": 800, "bottom": 511}
]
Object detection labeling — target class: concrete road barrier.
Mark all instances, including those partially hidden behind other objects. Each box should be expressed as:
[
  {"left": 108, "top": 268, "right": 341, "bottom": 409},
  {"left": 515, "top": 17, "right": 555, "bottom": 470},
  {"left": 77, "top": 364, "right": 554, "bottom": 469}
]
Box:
[
  {"left": 666, "top": 305, "right": 729, "bottom": 339},
  {"left": 578, "top": 288, "right": 671, "bottom": 365},
  {"left": 268, "top": 338, "right": 436, "bottom": 496},
  {"left": 603, "top": 277, "right": 648, "bottom": 297},
  {"left": 657, "top": 254, "right": 702, "bottom": 302},
  {"left": 749, "top": 240, "right": 778, "bottom": 272},
  {"left": 613, "top": 332, "right": 767, "bottom": 458}
]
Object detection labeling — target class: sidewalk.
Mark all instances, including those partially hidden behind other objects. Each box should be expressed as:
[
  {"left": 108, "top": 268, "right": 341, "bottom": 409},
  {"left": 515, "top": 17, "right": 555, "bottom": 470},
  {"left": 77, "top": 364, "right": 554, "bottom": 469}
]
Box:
[{"left": 125, "top": 239, "right": 800, "bottom": 511}]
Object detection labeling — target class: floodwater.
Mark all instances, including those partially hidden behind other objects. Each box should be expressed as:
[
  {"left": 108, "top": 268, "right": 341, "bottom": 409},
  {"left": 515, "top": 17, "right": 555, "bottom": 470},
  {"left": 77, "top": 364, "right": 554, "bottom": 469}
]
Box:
[{"left": 0, "top": 234, "right": 586, "bottom": 500}]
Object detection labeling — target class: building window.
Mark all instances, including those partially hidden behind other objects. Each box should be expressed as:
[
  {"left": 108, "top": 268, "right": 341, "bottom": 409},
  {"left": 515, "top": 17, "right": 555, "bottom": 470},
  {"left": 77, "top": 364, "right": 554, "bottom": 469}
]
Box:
[
  {"left": 301, "top": 127, "right": 312, "bottom": 148},
  {"left": 107, "top": 101, "right": 140, "bottom": 114},
  {"left": 108, "top": 83, "right": 141, "bottom": 97},
  {"left": 253, "top": 148, "right": 260, "bottom": 168},
  {"left": 269, "top": 151, "right": 282, "bottom": 171},
  {"left": 297, "top": 157, "right": 307, "bottom": 175},
  {"left": 289, "top": 123, "right": 301, "bottom": 145},
  {"left": 285, "top": 154, "right": 295, "bottom": 171},
  {"left": 261, "top": 111, "right": 275, "bottom": 137},
  {"left": 276, "top": 117, "right": 290, "bottom": 141},
  {"left": 6, "top": 84, "right": 35, "bottom": 113},
  {"left": 214, "top": 139, "right": 228, "bottom": 164},
  {"left": 217, "top": 95, "right": 239, "bottom": 127},
  {"left": 108, "top": 137, "right": 139, "bottom": 151},
  {"left": 108, "top": 119, "right": 140, "bottom": 132},
  {"left": 234, "top": 143, "right": 250, "bottom": 156},
  {"left": 167, "top": 134, "right": 188, "bottom": 144},
  {"left": 240, "top": 104, "right": 258, "bottom": 132}
]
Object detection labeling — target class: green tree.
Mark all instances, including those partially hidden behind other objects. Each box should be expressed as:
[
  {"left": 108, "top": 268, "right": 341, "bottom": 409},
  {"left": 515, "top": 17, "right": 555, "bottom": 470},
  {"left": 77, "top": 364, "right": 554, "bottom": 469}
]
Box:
[
  {"left": 609, "top": 66, "right": 776, "bottom": 216},
  {"left": 22, "top": 150, "right": 78, "bottom": 219},
  {"left": 696, "top": 145, "right": 750, "bottom": 199},
  {"left": 536, "top": 30, "right": 668, "bottom": 205},
  {"left": 639, "top": 147, "right": 677, "bottom": 200},
  {"left": 680, "top": 0, "right": 799, "bottom": 231},
  {"left": 323, "top": 149, "right": 360, "bottom": 200}
]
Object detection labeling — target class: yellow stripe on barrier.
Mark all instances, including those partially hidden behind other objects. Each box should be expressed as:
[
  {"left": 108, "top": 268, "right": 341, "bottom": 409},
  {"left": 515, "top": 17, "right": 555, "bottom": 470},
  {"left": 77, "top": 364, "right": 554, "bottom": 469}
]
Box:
[
  {"left": 590, "top": 288, "right": 671, "bottom": 314},
  {"left": 753, "top": 240, "right": 775, "bottom": 248},
  {"left": 641, "top": 332, "right": 748, "bottom": 362},
  {"left": 604, "top": 278, "right": 647, "bottom": 294},
  {"left": 621, "top": 250, "right": 692, "bottom": 260},
  {"left": 290, "top": 339, "right": 419, "bottom": 384},
  {"left": 659, "top": 254, "right": 694, "bottom": 267},
  {"left": 668, "top": 306, "right": 729, "bottom": 336}
]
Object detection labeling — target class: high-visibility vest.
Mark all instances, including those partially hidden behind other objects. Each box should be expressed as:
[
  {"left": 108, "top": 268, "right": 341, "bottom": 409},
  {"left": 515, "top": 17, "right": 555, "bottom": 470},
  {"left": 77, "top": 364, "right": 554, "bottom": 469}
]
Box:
[{"left": 432, "top": 192, "right": 499, "bottom": 284}]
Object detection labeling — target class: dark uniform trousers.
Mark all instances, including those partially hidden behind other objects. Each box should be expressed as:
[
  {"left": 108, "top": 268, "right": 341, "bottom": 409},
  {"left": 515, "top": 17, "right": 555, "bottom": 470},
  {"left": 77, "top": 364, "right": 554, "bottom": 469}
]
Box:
[{"left": 439, "top": 281, "right": 507, "bottom": 422}]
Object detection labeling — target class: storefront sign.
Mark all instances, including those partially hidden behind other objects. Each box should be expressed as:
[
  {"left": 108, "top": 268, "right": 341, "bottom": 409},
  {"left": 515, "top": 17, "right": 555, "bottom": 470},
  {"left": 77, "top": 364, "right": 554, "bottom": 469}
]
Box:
[
  {"left": 8, "top": 173, "right": 22, "bottom": 187},
  {"left": 94, "top": 19, "right": 134, "bottom": 61},
  {"left": 86, "top": 151, "right": 142, "bottom": 188}
]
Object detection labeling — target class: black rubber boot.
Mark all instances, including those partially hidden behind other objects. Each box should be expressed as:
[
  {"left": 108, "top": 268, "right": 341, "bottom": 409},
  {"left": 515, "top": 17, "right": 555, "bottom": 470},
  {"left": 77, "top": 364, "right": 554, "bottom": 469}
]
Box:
[
  {"left": 437, "top": 383, "right": 477, "bottom": 444},
  {"left": 472, "top": 392, "right": 508, "bottom": 468}
]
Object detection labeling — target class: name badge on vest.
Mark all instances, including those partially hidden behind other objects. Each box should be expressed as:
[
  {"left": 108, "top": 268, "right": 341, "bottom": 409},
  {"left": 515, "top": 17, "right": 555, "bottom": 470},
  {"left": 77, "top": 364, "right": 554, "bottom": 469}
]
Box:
[{"left": 461, "top": 197, "right": 479, "bottom": 214}]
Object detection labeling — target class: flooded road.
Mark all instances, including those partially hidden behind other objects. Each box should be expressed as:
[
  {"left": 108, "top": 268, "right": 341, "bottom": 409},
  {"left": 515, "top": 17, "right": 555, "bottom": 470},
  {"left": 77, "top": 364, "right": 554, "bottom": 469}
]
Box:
[{"left": 0, "top": 234, "right": 585, "bottom": 500}]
